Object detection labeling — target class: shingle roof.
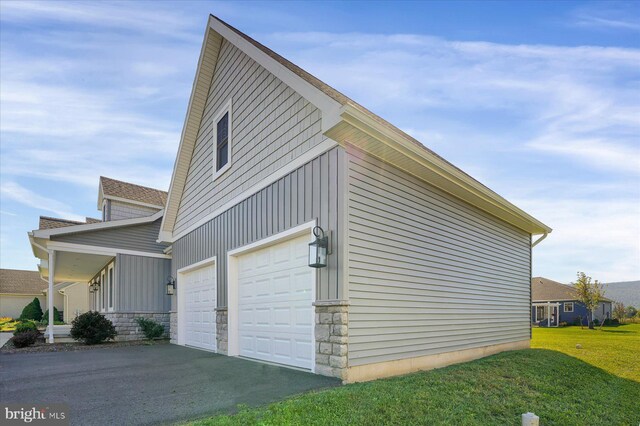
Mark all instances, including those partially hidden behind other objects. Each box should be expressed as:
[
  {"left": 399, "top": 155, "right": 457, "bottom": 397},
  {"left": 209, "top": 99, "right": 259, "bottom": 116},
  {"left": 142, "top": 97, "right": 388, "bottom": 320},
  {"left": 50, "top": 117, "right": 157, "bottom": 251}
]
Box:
[
  {"left": 0, "top": 269, "right": 46, "bottom": 294},
  {"left": 85, "top": 217, "right": 102, "bottom": 224},
  {"left": 39, "top": 216, "right": 85, "bottom": 230},
  {"left": 532, "top": 277, "right": 612, "bottom": 302},
  {"left": 100, "top": 176, "right": 167, "bottom": 207}
]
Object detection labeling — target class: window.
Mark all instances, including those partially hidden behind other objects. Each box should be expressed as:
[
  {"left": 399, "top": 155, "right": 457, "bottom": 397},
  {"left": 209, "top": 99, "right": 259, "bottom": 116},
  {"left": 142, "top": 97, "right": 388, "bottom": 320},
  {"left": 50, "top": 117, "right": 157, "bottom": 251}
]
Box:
[
  {"left": 564, "top": 302, "right": 574, "bottom": 313},
  {"left": 108, "top": 265, "right": 114, "bottom": 311},
  {"left": 536, "top": 306, "right": 546, "bottom": 321},
  {"left": 213, "top": 100, "right": 232, "bottom": 179},
  {"left": 216, "top": 112, "right": 229, "bottom": 170}
]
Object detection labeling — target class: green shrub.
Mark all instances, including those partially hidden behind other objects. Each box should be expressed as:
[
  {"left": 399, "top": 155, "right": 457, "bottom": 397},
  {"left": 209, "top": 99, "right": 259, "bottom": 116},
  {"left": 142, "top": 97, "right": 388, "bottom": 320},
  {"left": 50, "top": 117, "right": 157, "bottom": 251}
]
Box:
[
  {"left": 70, "top": 311, "right": 117, "bottom": 345},
  {"left": 19, "top": 298, "right": 43, "bottom": 321},
  {"left": 13, "top": 321, "right": 37, "bottom": 336},
  {"left": 12, "top": 330, "right": 41, "bottom": 348},
  {"left": 135, "top": 317, "right": 165, "bottom": 340},
  {"left": 41, "top": 307, "right": 63, "bottom": 325}
]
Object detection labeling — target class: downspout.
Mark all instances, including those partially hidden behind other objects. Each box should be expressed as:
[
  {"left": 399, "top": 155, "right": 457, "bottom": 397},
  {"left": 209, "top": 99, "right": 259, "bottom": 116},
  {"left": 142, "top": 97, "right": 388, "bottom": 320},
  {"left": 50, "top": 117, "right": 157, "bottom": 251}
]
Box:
[{"left": 531, "top": 232, "right": 548, "bottom": 248}]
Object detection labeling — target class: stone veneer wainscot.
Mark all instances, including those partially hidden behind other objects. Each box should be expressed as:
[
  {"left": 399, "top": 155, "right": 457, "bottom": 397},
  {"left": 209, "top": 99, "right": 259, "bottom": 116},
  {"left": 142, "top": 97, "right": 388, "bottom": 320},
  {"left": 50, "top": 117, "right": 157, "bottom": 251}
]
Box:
[
  {"left": 314, "top": 300, "right": 349, "bottom": 379},
  {"left": 104, "top": 312, "right": 170, "bottom": 341}
]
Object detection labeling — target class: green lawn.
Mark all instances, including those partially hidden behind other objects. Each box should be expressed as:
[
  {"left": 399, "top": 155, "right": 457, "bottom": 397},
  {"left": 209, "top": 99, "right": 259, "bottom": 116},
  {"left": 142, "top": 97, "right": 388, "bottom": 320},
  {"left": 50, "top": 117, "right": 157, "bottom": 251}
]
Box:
[
  {"left": 190, "top": 325, "right": 640, "bottom": 425},
  {"left": 531, "top": 323, "right": 640, "bottom": 381}
]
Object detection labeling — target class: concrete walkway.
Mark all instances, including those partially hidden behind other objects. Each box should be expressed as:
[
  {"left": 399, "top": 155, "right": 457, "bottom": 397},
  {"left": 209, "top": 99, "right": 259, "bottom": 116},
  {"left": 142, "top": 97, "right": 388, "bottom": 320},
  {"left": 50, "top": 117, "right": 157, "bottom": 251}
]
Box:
[
  {"left": 1, "top": 343, "right": 339, "bottom": 425},
  {"left": 0, "top": 332, "right": 12, "bottom": 348}
]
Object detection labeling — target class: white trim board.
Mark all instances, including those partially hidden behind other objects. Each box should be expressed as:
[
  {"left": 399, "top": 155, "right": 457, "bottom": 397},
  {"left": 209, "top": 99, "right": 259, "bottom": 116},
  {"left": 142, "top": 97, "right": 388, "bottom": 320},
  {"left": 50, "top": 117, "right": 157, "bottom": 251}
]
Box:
[
  {"left": 208, "top": 16, "right": 342, "bottom": 130},
  {"left": 103, "top": 195, "right": 164, "bottom": 210},
  {"left": 227, "top": 220, "right": 317, "bottom": 372},
  {"left": 158, "top": 138, "right": 337, "bottom": 243},
  {"left": 46, "top": 241, "right": 171, "bottom": 259},
  {"left": 212, "top": 99, "right": 233, "bottom": 182}
]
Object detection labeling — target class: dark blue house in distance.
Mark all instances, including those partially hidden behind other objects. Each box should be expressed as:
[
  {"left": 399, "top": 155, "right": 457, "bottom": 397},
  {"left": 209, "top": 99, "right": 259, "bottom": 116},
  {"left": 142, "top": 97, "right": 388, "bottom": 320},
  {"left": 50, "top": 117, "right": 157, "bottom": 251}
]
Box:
[{"left": 531, "top": 277, "right": 613, "bottom": 326}]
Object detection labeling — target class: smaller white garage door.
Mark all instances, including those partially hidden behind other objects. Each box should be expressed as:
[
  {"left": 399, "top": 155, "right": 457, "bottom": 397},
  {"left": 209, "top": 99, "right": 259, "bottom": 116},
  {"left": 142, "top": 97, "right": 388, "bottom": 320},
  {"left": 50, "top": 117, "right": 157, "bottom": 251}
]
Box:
[
  {"left": 238, "top": 234, "right": 314, "bottom": 369},
  {"left": 181, "top": 262, "right": 217, "bottom": 351}
]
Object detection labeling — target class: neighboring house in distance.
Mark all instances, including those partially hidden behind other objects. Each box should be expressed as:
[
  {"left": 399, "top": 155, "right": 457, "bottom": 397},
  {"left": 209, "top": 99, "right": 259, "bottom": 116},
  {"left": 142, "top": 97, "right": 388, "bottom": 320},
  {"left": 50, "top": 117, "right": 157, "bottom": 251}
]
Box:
[
  {"left": 531, "top": 277, "right": 613, "bottom": 326},
  {"left": 603, "top": 281, "right": 640, "bottom": 308},
  {"left": 0, "top": 269, "right": 62, "bottom": 319},
  {"left": 156, "top": 15, "right": 552, "bottom": 383},
  {"left": 43, "top": 282, "right": 90, "bottom": 323},
  {"left": 29, "top": 177, "right": 171, "bottom": 340}
]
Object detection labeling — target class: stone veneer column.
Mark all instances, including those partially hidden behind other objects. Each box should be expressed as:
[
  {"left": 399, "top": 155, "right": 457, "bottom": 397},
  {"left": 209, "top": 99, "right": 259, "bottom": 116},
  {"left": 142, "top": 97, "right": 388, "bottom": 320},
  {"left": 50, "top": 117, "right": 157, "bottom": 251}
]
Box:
[
  {"left": 169, "top": 311, "right": 177, "bottom": 343},
  {"left": 215, "top": 307, "right": 228, "bottom": 354},
  {"left": 103, "top": 312, "right": 170, "bottom": 341},
  {"left": 314, "top": 300, "right": 349, "bottom": 379}
]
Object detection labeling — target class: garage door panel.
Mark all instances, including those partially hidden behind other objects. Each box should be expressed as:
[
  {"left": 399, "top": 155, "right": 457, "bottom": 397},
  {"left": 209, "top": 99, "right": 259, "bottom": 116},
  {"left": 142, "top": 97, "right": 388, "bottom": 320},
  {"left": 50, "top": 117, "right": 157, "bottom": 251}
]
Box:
[
  {"left": 181, "top": 262, "right": 216, "bottom": 352},
  {"left": 237, "top": 233, "right": 314, "bottom": 369}
]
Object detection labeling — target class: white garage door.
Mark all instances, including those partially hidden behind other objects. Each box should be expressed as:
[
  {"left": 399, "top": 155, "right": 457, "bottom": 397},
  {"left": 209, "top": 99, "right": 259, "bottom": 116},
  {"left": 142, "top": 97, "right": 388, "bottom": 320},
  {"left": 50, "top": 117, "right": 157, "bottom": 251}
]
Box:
[
  {"left": 182, "top": 263, "right": 217, "bottom": 351},
  {"left": 237, "top": 234, "right": 314, "bottom": 369}
]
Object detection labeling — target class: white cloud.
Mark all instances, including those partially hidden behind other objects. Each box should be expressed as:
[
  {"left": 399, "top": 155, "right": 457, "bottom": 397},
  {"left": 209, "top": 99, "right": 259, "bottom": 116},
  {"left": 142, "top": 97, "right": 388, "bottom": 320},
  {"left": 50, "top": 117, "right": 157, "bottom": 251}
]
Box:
[
  {"left": 0, "top": 1, "right": 202, "bottom": 42},
  {"left": 0, "top": 181, "right": 85, "bottom": 221},
  {"left": 522, "top": 197, "right": 640, "bottom": 282}
]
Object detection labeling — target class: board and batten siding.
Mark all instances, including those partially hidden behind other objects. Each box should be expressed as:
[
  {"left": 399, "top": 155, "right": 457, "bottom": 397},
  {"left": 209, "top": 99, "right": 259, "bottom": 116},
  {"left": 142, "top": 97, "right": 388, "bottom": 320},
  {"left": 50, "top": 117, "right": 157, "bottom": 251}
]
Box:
[
  {"left": 173, "top": 147, "right": 346, "bottom": 307},
  {"left": 347, "top": 149, "right": 532, "bottom": 367},
  {"left": 174, "top": 39, "right": 326, "bottom": 235},
  {"left": 51, "top": 219, "right": 167, "bottom": 254},
  {"left": 115, "top": 254, "right": 171, "bottom": 312}
]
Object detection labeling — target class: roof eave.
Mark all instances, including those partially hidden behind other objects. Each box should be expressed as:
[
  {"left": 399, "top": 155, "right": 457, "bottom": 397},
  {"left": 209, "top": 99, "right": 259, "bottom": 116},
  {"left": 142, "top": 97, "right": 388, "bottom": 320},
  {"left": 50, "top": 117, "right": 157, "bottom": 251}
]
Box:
[
  {"left": 326, "top": 104, "right": 552, "bottom": 235},
  {"left": 32, "top": 210, "right": 163, "bottom": 239}
]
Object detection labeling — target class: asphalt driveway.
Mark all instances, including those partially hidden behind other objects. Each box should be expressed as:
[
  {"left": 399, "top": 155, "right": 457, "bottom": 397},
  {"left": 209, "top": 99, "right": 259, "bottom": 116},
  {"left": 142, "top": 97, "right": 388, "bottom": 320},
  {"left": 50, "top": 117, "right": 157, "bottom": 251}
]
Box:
[{"left": 0, "top": 343, "right": 340, "bottom": 425}]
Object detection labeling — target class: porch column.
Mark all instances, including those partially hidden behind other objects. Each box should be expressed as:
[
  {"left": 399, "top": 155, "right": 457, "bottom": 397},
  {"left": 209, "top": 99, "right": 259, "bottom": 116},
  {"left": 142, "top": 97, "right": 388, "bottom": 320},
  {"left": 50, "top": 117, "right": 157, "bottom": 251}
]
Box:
[
  {"left": 547, "top": 301, "right": 551, "bottom": 327},
  {"left": 48, "top": 250, "right": 56, "bottom": 343}
]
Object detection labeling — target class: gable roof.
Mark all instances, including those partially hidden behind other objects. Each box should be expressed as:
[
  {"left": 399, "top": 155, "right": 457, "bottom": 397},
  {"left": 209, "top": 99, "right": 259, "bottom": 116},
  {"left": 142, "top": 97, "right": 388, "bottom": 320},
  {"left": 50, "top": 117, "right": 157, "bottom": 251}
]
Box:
[
  {"left": 32, "top": 210, "right": 164, "bottom": 239},
  {"left": 99, "top": 176, "right": 167, "bottom": 209},
  {"left": 0, "top": 269, "right": 46, "bottom": 294},
  {"left": 39, "top": 216, "right": 85, "bottom": 230},
  {"left": 159, "top": 14, "right": 552, "bottom": 242},
  {"left": 38, "top": 216, "right": 102, "bottom": 230},
  {"left": 532, "top": 277, "right": 612, "bottom": 302}
]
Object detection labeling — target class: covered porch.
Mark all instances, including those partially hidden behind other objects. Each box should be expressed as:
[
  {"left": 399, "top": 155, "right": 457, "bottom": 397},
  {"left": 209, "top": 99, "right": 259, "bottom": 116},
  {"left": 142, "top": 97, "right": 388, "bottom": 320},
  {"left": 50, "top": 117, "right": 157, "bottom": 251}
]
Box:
[
  {"left": 29, "top": 236, "right": 115, "bottom": 342},
  {"left": 532, "top": 302, "right": 561, "bottom": 327}
]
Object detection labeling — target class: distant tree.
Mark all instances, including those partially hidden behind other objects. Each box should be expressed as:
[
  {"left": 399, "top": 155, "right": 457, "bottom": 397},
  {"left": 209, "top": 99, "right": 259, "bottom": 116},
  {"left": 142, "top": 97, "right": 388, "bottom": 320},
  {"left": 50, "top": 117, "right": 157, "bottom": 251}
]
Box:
[
  {"left": 613, "top": 302, "right": 626, "bottom": 323},
  {"left": 572, "top": 272, "right": 605, "bottom": 330},
  {"left": 626, "top": 306, "right": 638, "bottom": 319}
]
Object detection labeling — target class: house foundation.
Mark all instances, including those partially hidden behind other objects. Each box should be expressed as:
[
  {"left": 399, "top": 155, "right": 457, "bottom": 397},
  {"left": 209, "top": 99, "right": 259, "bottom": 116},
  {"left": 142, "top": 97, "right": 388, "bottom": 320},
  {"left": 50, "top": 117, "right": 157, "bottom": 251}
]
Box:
[{"left": 104, "top": 312, "right": 170, "bottom": 341}]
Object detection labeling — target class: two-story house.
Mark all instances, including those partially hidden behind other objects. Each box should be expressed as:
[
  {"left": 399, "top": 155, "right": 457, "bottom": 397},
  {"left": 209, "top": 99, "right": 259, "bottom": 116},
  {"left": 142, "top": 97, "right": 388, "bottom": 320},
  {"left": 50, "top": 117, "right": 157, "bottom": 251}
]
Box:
[{"left": 29, "top": 177, "right": 171, "bottom": 340}]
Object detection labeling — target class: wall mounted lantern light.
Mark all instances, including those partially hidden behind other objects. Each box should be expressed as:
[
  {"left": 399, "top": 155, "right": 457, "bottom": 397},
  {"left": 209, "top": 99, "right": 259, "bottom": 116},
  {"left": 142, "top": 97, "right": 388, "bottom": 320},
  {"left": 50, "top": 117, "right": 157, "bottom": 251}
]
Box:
[
  {"left": 90, "top": 280, "right": 100, "bottom": 293},
  {"left": 166, "top": 275, "right": 176, "bottom": 296},
  {"left": 309, "top": 226, "right": 329, "bottom": 268}
]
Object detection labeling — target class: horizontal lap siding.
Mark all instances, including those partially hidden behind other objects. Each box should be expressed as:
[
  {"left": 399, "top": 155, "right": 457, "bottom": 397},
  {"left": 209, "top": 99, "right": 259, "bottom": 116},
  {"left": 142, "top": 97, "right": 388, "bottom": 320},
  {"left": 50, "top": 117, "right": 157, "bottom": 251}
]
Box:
[
  {"left": 116, "top": 254, "right": 171, "bottom": 312},
  {"left": 52, "top": 219, "right": 167, "bottom": 254},
  {"left": 110, "top": 201, "right": 160, "bottom": 221},
  {"left": 174, "top": 39, "right": 325, "bottom": 235},
  {"left": 347, "top": 149, "right": 532, "bottom": 366},
  {"left": 173, "top": 148, "right": 344, "bottom": 306}
]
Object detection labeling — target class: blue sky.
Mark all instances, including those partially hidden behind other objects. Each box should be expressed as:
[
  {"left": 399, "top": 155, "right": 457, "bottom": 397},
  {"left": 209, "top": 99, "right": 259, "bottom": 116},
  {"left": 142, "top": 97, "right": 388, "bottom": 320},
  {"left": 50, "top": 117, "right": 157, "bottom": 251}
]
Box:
[{"left": 1, "top": 1, "right": 639, "bottom": 283}]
